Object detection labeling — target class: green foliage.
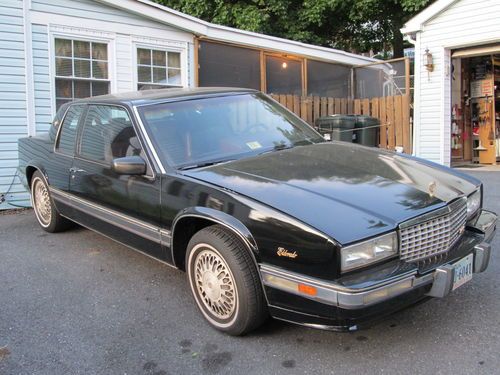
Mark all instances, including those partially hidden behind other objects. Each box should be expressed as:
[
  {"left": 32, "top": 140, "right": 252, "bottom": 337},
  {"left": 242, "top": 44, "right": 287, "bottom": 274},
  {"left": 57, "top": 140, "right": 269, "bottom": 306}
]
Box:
[{"left": 156, "top": 0, "right": 433, "bottom": 58}]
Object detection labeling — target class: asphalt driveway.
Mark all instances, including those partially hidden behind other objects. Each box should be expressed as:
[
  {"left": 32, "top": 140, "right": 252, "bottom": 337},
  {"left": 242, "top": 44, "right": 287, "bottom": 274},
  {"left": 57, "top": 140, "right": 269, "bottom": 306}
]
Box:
[{"left": 1, "top": 170, "right": 499, "bottom": 375}]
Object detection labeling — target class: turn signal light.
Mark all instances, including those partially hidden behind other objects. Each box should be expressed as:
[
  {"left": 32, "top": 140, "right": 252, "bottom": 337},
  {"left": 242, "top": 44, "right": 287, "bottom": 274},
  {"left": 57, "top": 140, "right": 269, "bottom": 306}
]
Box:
[{"left": 298, "top": 283, "right": 317, "bottom": 296}]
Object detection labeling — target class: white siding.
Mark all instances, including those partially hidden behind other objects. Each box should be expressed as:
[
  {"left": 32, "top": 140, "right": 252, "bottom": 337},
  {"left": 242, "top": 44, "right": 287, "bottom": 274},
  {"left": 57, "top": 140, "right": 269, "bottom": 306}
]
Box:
[
  {"left": 0, "top": 0, "right": 30, "bottom": 209},
  {"left": 31, "top": 0, "right": 194, "bottom": 121},
  {"left": 31, "top": 0, "right": 179, "bottom": 31},
  {"left": 1, "top": 0, "right": 196, "bottom": 209},
  {"left": 413, "top": 0, "right": 500, "bottom": 165},
  {"left": 32, "top": 23, "right": 51, "bottom": 134}
]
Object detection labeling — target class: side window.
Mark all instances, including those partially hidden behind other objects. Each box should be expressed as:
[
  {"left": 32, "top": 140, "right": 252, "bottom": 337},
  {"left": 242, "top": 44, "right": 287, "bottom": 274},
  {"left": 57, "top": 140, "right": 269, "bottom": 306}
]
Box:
[
  {"left": 56, "top": 105, "right": 85, "bottom": 155},
  {"left": 80, "top": 105, "right": 142, "bottom": 163}
]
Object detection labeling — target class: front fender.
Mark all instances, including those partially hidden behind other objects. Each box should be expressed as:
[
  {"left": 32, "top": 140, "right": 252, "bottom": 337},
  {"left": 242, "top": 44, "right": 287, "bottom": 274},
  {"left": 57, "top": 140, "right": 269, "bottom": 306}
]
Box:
[{"left": 171, "top": 206, "right": 259, "bottom": 259}]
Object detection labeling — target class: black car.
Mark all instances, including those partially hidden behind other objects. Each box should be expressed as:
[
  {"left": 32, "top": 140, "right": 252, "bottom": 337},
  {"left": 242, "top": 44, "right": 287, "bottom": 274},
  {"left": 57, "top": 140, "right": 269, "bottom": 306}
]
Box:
[{"left": 18, "top": 88, "right": 497, "bottom": 335}]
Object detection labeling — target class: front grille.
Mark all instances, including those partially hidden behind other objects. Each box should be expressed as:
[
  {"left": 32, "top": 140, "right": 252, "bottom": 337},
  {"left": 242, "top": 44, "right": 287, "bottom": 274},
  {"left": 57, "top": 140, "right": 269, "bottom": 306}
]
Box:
[{"left": 399, "top": 198, "right": 467, "bottom": 263}]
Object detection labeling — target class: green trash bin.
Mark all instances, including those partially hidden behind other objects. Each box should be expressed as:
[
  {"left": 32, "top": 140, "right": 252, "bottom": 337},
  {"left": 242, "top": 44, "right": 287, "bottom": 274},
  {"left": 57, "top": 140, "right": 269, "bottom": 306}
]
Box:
[
  {"left": 354, "top": 115, "right": 380, "bottom": 147},
  {"left": 315, "top": 115, "right": 356, "bottom": 143}
]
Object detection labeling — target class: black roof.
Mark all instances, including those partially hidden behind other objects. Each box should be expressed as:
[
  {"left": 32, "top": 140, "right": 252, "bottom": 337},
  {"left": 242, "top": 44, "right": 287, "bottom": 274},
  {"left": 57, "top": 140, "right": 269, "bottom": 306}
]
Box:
[{"left": 76, "top": 87, "right": 258, "bottom": 106}]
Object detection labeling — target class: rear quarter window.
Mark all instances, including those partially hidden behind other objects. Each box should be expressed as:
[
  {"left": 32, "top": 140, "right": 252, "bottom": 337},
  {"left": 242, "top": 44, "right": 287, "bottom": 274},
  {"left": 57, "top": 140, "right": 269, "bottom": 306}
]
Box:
[{"left": 56, "top": 105, "right": 86, "bottom": 155}]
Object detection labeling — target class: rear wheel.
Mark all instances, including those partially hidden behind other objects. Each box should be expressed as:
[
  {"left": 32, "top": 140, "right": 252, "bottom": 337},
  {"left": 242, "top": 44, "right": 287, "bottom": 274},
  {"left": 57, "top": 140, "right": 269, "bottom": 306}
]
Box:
[
  {"left": 31, "top": 171, "right": 73, "bottom": 232},
  {"left": 186, "top": 225, "right": 268, "bottom": 335}
]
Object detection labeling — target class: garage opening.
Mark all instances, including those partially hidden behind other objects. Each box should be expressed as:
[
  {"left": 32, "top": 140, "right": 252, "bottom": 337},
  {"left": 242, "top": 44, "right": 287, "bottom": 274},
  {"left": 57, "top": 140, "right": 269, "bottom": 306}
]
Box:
[{"left": 451, "top": 44, "right": 500, "bottom": 165}]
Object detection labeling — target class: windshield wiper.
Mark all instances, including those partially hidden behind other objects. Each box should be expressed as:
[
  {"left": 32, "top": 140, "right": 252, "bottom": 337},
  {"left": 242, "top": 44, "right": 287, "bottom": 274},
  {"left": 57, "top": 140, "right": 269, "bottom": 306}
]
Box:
[
  {"left": 259, "top": 143, "right": 294, "bottom": 155},
  {"left": 178, "top": 159, "right": 235, "bottom": 171}
]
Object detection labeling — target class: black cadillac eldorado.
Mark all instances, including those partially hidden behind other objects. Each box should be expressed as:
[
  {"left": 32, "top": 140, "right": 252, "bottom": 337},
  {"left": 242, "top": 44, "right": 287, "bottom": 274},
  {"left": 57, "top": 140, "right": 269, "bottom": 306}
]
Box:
[{"left": 18, "top": 88, "right": 497, "bottom": 335}]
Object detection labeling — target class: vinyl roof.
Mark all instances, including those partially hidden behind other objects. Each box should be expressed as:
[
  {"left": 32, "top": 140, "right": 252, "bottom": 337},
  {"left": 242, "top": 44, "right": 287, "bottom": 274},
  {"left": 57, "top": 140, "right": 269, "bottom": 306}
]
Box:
[{"left": 76, "top": 87, "right": 257, "bottom": 106}]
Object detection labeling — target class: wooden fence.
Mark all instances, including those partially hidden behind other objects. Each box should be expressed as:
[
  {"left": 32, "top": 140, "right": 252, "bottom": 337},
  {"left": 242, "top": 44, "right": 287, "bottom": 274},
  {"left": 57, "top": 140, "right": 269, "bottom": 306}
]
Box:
[{"left": 270, "top": 94, "right": 412, "bottom": 153}]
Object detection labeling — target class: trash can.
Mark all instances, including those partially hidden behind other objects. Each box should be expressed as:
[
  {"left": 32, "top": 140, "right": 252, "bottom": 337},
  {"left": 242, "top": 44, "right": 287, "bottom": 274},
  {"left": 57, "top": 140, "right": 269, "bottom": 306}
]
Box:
[
  {"left": 315, "top": 115, "right": 356, "bottom": 142},
  {"left": 354, "top": 115, "right": 379, "bottom": 147}
]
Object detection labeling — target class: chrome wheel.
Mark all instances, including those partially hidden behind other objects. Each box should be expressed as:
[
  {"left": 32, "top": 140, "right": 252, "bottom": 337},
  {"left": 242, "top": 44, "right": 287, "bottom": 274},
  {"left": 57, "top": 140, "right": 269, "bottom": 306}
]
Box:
[
  {"left": 193, "top": 246, "right": 237, "bottom": 320},
  {"left": 32, "top": 177, "right": 51, "bottom": 227}
]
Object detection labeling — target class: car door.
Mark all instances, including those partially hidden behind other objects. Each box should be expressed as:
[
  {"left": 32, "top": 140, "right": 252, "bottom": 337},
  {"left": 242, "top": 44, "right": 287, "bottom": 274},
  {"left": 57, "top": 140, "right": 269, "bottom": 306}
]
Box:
[
  {"left": 48, "top": 104, "right": 87, "bottom": 218},
  {"left": 69, "top": 104, "right": 166, "bottom": 261}
]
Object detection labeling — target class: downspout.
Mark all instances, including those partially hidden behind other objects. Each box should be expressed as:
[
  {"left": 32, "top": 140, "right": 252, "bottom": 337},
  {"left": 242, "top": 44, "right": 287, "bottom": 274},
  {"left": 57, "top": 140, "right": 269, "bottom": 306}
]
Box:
[
  {"left": 23, "top": 0, "right": 36, "bottom": 137},
  {"left": 405, "top": 33, "right": 417, "bottom": 157},
  {"left": 405, "top": 34, "right": 416, "bottom": 46}
]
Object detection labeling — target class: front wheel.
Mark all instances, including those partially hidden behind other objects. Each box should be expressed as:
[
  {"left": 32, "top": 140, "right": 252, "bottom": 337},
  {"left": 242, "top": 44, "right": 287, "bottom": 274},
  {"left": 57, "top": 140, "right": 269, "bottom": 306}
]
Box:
[{"left": 186, "top": 225, "right": 268, "bottom": 335}]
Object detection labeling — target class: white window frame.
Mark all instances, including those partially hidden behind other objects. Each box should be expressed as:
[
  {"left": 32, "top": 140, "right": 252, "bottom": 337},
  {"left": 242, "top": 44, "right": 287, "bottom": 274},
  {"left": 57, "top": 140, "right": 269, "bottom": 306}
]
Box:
[
  {"left": 49, "top": 29, "right": 116, "bottom": 116},
  {"left": 133, "top": 41, "right": 188, "bottom": 90}
]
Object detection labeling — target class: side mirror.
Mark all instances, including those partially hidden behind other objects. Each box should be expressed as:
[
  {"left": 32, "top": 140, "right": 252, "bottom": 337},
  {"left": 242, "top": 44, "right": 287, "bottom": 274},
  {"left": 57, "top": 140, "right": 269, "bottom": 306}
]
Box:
[{"left": 112, "top": 156, "right": 147, "bottom": 175}]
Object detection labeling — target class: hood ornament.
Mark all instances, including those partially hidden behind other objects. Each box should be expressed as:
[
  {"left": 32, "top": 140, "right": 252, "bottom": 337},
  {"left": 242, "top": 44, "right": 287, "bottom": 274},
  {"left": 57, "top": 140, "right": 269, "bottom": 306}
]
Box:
[{"left": 428, "top": 181, "right": 437, "bottom": 197}]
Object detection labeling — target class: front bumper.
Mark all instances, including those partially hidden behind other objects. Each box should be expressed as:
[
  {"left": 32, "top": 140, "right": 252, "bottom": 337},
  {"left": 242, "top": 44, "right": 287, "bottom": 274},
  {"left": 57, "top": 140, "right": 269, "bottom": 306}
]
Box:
[{"left": 261, "top": 209, "right": 496, "bottom": 329}]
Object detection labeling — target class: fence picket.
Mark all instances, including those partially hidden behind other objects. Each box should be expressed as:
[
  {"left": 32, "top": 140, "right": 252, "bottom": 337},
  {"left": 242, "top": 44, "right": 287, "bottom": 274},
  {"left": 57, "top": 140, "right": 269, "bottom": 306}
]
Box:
[
  {"left": 354, "top": 99, "right": 361, "bottom": 115},
  {"left": 362, "top": 99, "right": 370, "bottom": 116},
  {"left": 313, "top": 96, "right": 320, "bottom": 122},
  {"left": 387, "top": 96, "right": 395, "bottom": 150},
  {"left": 402, "top": 94, "right": 411, "bottom": 153},
  {"left": 286, "top": 95, "right": 293, "bottom": 111},
  {"left": 334, "top": 98, "right": 341, "bottom": 114},
  {"left": 293, "top": 95, "right": 300, "bottom": 116},
  {"left": 340, "top": 99, "right": 347, "bottom": 114},
  {"left": 306, "top": 97, "right": 313, "bottom": 124},
  {"left": 300, "top": 98, "right": 308, "bottom": 122},
  {"left": 379, "top": 97, "right": 387, "bottom": 148},
  {"left": 279, "top": 94, "right": 287, "bottom": 106},
  {"left": 320, "top": 97, "right": 327, "bottom": 117},
  {"left": 327, "top": 98, "right": 334, "bottom": 115},
  {"left": 394, "top": 95, "right": 403, "bottom": 149}
]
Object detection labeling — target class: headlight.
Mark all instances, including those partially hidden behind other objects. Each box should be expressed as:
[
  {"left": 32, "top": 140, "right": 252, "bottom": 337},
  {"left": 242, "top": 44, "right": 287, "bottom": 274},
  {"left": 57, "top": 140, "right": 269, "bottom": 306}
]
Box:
[
  {"left": 466, "top": 189, "right": 481, "bottom": 218},
  {"left": 341, "top": 232, "right": 398, "bottom": 272}
]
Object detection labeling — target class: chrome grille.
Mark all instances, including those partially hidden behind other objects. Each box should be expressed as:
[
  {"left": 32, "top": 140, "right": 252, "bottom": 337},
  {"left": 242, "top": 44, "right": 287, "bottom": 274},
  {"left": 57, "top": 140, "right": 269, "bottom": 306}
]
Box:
[{"left": 399, "top": 198, "right": 467, "bottom": 262}]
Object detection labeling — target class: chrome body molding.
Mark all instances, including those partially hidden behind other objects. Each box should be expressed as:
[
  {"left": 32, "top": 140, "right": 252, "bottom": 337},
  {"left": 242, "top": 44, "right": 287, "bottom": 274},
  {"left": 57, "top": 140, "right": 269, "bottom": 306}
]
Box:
[
  {"left": 170, "top": 211, "right": 259, "bottom": 265},
  {"left": 261, "top": 264, "right": 421, "bottom": 310},
  {"left": 50, "top": 187, "right": 171, "bottom": 246},
  {"left": 132, "top": 106, "right": 166, "bottom": 174},
  {"left": 58, "top": 210, "right": 178, "bottom": 270}
]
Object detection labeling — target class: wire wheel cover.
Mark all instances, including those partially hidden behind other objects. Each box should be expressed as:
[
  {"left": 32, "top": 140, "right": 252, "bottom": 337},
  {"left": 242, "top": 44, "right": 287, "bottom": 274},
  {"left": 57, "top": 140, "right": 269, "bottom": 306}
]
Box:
[
  {"left": 34, "top": 179, "right": 51, "bottom": 225},
  {"left": 194, "top": 249, "right": 236, "bottom": 320}
]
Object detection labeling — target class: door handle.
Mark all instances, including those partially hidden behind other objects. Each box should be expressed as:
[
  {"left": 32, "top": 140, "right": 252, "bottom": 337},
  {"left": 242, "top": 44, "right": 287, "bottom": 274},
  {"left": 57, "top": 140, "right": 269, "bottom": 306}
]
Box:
[
  {"left": 69, "top": 167, "right": 86, "bottom": 179},
  {"left": 69, "top": 167, "right": 86, "bottom": 173}
]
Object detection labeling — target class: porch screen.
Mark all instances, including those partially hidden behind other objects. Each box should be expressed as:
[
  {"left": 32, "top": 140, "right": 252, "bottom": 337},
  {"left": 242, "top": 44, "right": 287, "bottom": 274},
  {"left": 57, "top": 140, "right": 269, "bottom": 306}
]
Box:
[
  {"left": 265, "top": 56, "right": 302, "bottom": 96},
  {"left": 307, "top": 60, "right": 350, "bottom": 98},
  {"left": 354, "top": 67, "right": 385, "bottom": 99},
  {"left": 198, "top": 41, "right": 260, "bottom": 90}
]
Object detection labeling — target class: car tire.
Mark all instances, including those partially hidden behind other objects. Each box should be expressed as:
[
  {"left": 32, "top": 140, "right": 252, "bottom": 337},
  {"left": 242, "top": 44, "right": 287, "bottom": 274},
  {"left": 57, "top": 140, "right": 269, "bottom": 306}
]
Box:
[
  {"left": 31, "top": 171, "right": 73, "bottom": 233},
  {"left": 186, "top": 225, "right": 268, "bottom": 336}
]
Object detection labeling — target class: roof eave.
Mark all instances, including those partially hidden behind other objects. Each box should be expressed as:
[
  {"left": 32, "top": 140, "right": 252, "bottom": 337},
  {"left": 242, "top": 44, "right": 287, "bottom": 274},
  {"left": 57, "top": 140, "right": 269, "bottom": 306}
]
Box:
[
  {"left": 401, "top": 0, "right": 459, "bottom": 34},
  {"left": 97, "top": 0, "right": 379, "bottom": 66}
]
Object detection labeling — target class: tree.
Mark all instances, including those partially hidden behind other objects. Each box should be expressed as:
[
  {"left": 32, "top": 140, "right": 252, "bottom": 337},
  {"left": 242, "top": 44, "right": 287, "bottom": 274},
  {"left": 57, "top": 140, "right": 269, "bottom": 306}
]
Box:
[{"left": 155, "top": 0, "right": 433, "bottom": 58}]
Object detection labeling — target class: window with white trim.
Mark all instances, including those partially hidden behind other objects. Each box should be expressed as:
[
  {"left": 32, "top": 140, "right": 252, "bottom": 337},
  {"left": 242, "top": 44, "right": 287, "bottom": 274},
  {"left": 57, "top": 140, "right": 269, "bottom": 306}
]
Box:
[
  {"left": 137, "top": 48, "right": 182, "bottom": 90},
  {"left": 54, "top": 38, "right": 110, "bottom": 110}
]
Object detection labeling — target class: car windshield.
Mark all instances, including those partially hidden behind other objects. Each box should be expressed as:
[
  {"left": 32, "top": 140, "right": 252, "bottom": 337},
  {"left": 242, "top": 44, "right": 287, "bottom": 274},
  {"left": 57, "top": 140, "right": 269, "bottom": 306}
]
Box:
[{"left": 137, "top": 93, "right": 325, "bottom": 169}]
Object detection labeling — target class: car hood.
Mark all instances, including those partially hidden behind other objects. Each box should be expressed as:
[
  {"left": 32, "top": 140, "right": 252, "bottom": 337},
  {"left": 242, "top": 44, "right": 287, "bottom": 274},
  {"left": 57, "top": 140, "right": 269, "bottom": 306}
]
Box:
[{"left": 182, "top": 142, "right": 480, "bottom": 244}]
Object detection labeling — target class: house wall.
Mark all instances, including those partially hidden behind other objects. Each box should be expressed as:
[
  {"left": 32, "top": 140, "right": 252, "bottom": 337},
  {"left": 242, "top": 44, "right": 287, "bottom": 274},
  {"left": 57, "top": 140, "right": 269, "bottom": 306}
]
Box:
[
  {"left": 0, "top": 0, "right": 30, "bottom": 208},
  {"left": 413, "top": 0, "right": 500, "bottom": 165},
  {"left": 0, "top": 0, "right": 195, "bottom": 209}
]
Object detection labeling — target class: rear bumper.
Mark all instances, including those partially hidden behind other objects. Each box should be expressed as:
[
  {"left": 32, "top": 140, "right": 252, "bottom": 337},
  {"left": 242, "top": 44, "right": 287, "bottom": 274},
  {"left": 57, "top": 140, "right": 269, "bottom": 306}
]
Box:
[{"left": 261, "top": 209, "right": 497, "bottom": 330}]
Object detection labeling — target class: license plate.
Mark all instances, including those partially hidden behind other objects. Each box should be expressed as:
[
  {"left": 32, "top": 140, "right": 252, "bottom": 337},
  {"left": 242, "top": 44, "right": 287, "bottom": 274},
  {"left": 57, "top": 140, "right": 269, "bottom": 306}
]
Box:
[{"left": 452, "top": 254, "right": 473, "bottom": 291}]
